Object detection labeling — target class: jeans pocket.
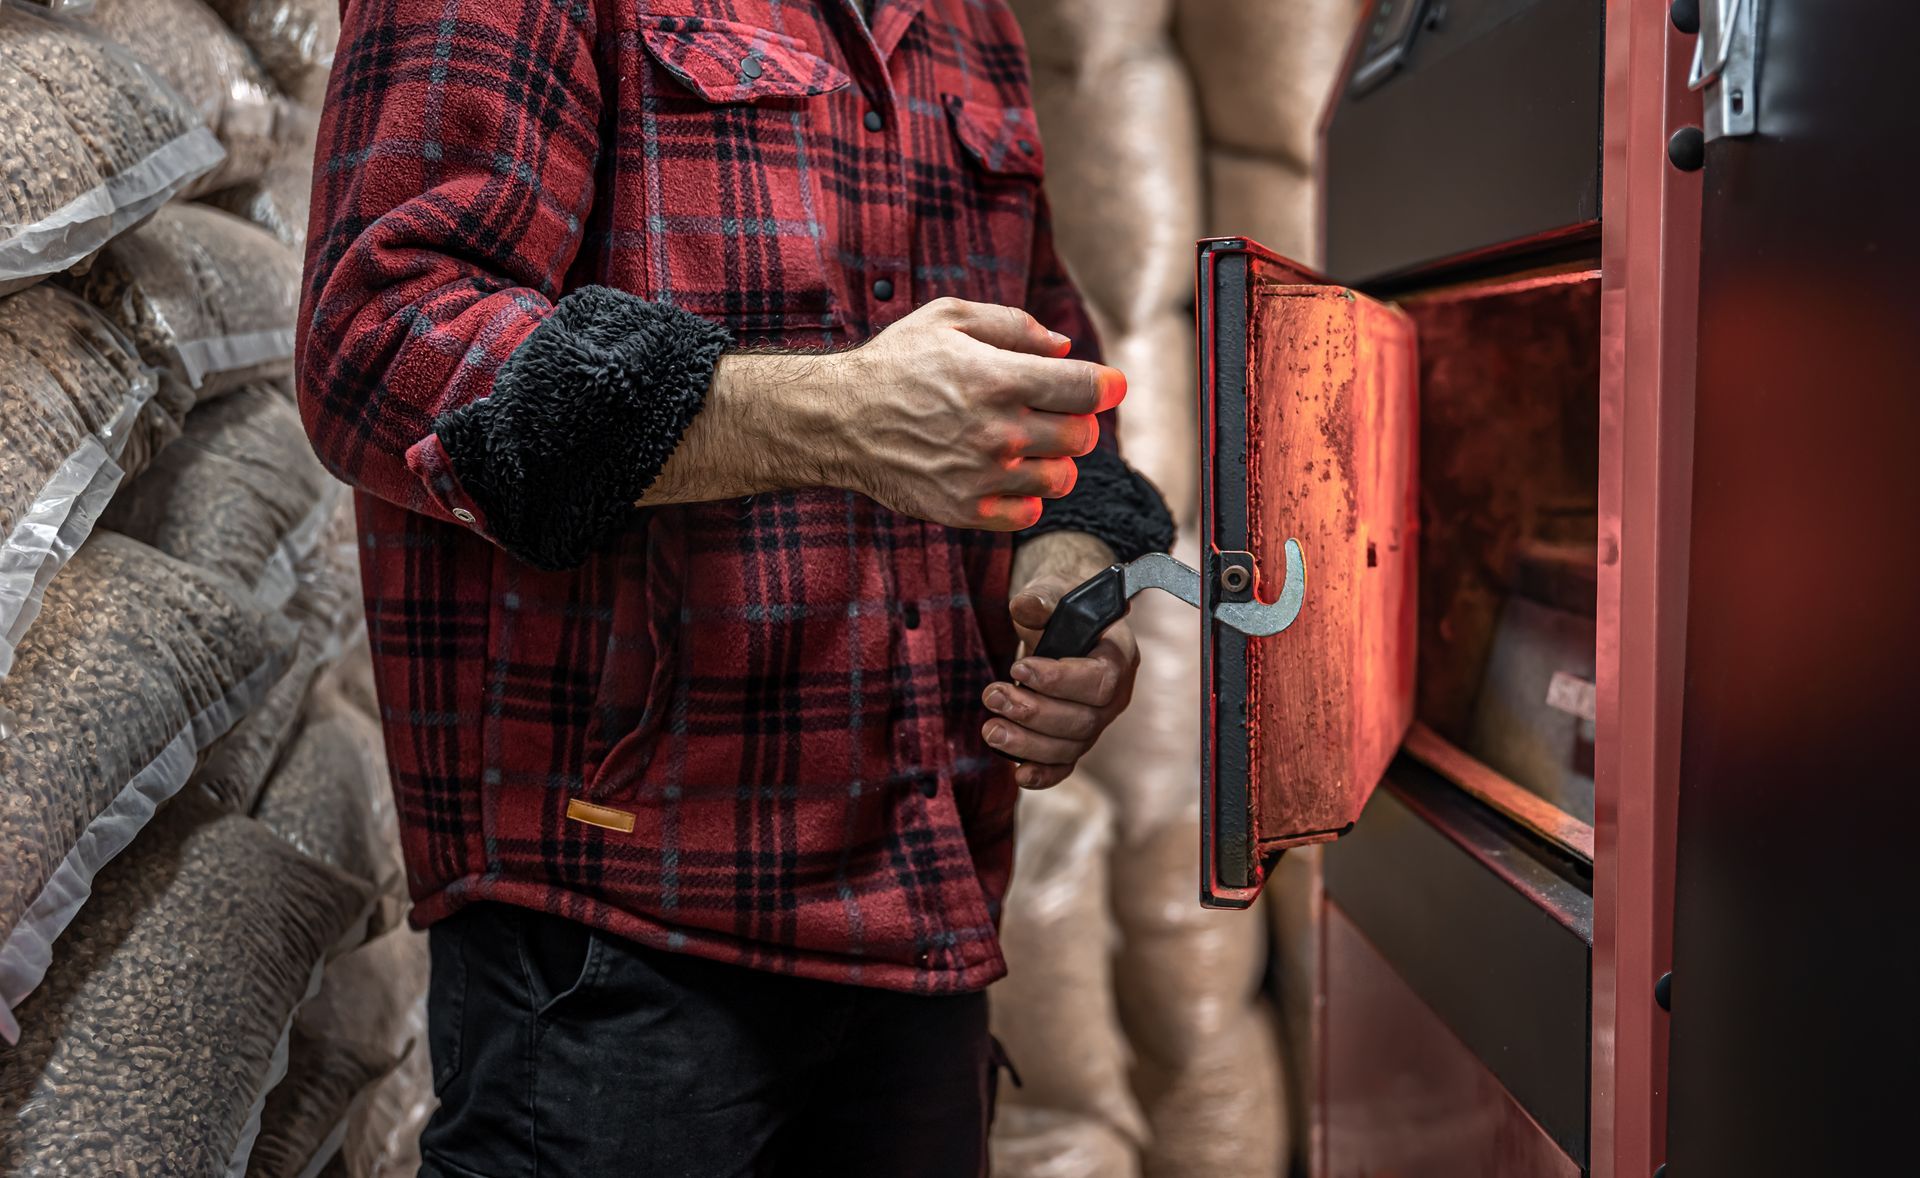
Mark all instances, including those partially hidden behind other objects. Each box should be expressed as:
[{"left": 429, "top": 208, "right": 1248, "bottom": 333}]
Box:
[
  {"left": 427, "top": 918, "right": 469, "bottom": 1095},
  {"left": 514, "top": 910, "right": 603, "bottom": 1022}
]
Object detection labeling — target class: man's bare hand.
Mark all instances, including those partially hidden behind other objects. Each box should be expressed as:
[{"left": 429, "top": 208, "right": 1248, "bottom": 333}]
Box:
[
  {"left": 830, "top": 298, "right": 1126, "bottom": 530},
  {"left": 643, "top": 298, "right": 1126, "bottom": 529},
  {"left": 982, "top": 532, "right": 1139, "bottom": 789}
]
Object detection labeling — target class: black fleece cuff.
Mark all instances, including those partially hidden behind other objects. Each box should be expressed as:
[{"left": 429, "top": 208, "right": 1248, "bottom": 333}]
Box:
[
  {"left": 434, "top": 286, "right": 731, "bottom": 571},
  {"left": 1019, "top": 445, "right": 1176, "bottom": 562}
]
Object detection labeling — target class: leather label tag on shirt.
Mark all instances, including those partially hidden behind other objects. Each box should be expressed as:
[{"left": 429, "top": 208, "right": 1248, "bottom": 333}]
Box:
[{"left": 566, "top": 798, "right": 637, "bottom": 834}]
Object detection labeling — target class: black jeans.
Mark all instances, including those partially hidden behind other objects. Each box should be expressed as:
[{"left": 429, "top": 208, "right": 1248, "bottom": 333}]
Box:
[{"left": 418, "top": 904, "right": 1001, "bottom": 1178}]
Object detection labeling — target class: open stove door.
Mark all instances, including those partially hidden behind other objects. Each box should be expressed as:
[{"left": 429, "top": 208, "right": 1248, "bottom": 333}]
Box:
[{"left": 1196, "top": 238, "right": 1419, "bottom": 907}]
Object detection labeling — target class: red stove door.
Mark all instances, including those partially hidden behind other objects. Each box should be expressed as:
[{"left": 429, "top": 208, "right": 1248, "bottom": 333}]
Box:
[{"left": 1196, "top": 238, "right": 1418, "bottom": 908}]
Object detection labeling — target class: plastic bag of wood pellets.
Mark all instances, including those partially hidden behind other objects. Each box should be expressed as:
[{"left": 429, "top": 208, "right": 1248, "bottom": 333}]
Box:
[
  {"left": 1206, "top": 147, "right": 1319, "bottom": 269},
  {"left": 1006, "top": 0, "right": 1168, "bottom": 74},
  {"left": 285, "top": 490, "right": 365, "bottom": 660},
  {"left": 991, "top": 776, "right": 1148, "bottom": 1145},
  {"left": 0, "top": 284, "right": 157, "bottom": 681},
  {"left": 1134, "top": 1000, "right": 1287, "bottom": 1178},
  {"left": 314, "top": 630, "right": 381, "bottom": 721},
  {"left": 14, "top": 2, "right": 97, "bottom": 17},
  {"left": 253, "top": 701, "right": 401, "bottom": 936},
  {"left": 0, "top": 531, "right": 293, "bottom": 1044},
  {"left": 1097, "top": 311, "right": 1197, "bottom": 527},
  {"left": 206, "top": 0, "right": 338, "bottom": 107},
  {"left": 70, "top": 202, "right": 301, "bottom": 397},
  {"left": 100, "top": 383, "right": 333, "bottom": 605},
  {"left": 991, "top": 1105, "right": 1141, "bottom": 1178},
  {"left": 116, "top": 372, "right": 195, "bottom": 482},
  {"left": 1080, "top": 534, "right": 1204, "bottom": 845},
  {"left": 1173, "top": 0, "right": 1361, "bottom": 167},
  {"left": 194, "top": 642, "right": 325, "bottom": 811},
  {"left": 335, "top": 1028, "right": 432, "bottom": 1178},
  {"left": 1030, "top": 51, "right": 1200, "bottom": 329},
  {"left": 1110, "top": 806, "right": 1266, "bottom": 1068},
  {"left": 84, "top": 0, "right": 283, "bottom": 196},
  {"left": 0, "top": 3, "right": 224, "bottom": 295},
  {"left": 248, "top": 1026, "right": 398, "bottom": 1178},
  {"left": 272, "top": 924, "right": 428, "bottom": 1178},
  {"left": 208, "top": 103, "right": 316, "bottom": 250},
  {"left": 0, "top": 793, "right": 374, "bottom": 1174}
]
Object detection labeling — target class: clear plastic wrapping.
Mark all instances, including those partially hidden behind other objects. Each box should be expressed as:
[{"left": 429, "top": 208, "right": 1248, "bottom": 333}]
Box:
[
  {"left": 247, "top": 1025, "right": 397, "bottom": 1178},
  {"left": 990, "top": 1106, "right": 1142, "bottom": 1178},
  {"left": 70, "top": 202, "right": 301, "bottom": 397},
  {"left": 99, "top": 383, "right": 333, "bottom": 604},
  {"left": 206, "top": 0, "right": 338, "bottom": 107},
  {"left": 991, "top": 776, "right": 1147, "bottom": 1144},
  {"left": 1110, "top": 806, "right": 1267, "bottom": 1069},
  {"left": 116, "top": 372, "right": 195, "bottom": 482},
  {"left": 208, "top": 103, "right": 316, "bottom": 251},
  {"left": 84, "top": 0, "right": 284, "bottom": 196},
  {"left": 0, "top": 2, "right": 224, "bottom": 294},
  {"left": 0, "top": 793, "right": 374, "bottom": 1173},
  {"left": 306, "top": 925, "right": 433, "bottom": 1178},
  {"left": 284, "top": 490, "right": 364, "bottom": 661},
  {"left": 0, "top": 532, "right": 294, "bottom": 1043},
  {"left": 253, "top": 702, "right": 399, "bottom": 914},
  {"left": 194, "top": 642, "right": 325, "bottom": 812},
  {"left": 1133, "top": 1000, "right": 1288, "bottom": 1178},
  {"left": 0, "top": 284, "right": 156, "bottom": 680}
]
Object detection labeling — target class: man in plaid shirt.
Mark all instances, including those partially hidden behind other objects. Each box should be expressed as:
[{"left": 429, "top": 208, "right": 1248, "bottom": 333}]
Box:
[{"left": 300, "top": 1, "right": 1172, "bottom": 1173}]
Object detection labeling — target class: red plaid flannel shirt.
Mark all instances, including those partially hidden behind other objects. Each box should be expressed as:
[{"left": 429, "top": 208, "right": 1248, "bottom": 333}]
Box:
[{"left": 300, "top": 0, "right": 1129, "bottom": 991}]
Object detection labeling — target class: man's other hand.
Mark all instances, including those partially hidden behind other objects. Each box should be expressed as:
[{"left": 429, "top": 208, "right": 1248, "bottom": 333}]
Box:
[
  {"left": 982, "top": 532, "right": 1139, "bottom": 789},
  {"left": 827, "top": 297, "right": 1125, "bottom": 531}
]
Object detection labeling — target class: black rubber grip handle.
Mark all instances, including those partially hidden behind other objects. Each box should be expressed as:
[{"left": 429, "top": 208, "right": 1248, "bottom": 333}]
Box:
[{"left": 1033, "top": 563, "right": 1129, "bottom": 659}]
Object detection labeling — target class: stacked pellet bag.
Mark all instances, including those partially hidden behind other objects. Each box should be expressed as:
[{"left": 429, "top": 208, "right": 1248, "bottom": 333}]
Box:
[
  {"left": 0, "top": 2, "right": 430, "bottom": 1174},
  {"left": 1176, "top": 0, "right": 1362, "bottom": 268},
  {"left": 999, "top": 2, "right": 1361, "bottom": 1174}
]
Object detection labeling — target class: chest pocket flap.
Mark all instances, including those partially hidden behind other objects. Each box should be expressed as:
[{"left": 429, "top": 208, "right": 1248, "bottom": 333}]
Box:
[
  {"left": 642, "top": 18, "right": 852, "bottom": 103},
  {"left": 944, "top": 96, "right": 1045, "bottom": 179}
]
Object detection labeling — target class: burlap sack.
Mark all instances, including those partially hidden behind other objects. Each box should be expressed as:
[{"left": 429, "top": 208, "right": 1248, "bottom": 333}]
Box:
[
  {"left": 1030, "top": 49, "right": 1201, "bottom": 329},
  {"left": 1111, "top": 807, "right": 1267, "bottom": 1068},
  {"left": 1099, "top": 311, "right": 1197, "bottom": 528},
  {"left": 990, "top": 1105, "right": 1142, "bottom": 1178},
  {"left": 1173, "top": 0, "right": 1362, "bottom": 167},
  {"left": 1135, "top": 1000, "right": 1288, "bottom": 1178},
  {"left": 1005, "top": 0, "right": 1169, "bottom": 75},
  {"left": 1078, "top": 532, "right": 1203, "bottom": 846},
  {"left": 1206, "top": 147, "right": 1319, "bottom": 269},
  {"left": 991, "top": 775, "right": 1148, "bottom": 1144}
]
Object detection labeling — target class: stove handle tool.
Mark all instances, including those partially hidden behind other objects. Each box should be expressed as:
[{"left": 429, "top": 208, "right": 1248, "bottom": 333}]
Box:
[{"left": 1030, "top": 544, "right": 1308, "bottom": 660}]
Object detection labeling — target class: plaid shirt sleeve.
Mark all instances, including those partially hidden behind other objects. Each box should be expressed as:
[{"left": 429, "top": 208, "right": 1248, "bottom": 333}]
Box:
[{"left": 299, "top": 1, "right": 729, "bottom": 569}]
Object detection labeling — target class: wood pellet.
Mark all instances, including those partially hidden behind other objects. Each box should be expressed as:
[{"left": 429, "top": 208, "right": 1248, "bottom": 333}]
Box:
[{"left": 0, "top": 794, "right": 374, "bottom": 1175}]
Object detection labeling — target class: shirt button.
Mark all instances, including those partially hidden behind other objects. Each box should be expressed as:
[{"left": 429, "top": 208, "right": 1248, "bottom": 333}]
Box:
[
  {"left": 920, "top": 776, "right": 939, "bottom": 799},
  {"left": 916, "top": 950, "right": 933, "bottom": 966},
  {"left": 903, "top": 603, "right": 921, "bottom": 629},
  {"left": 451, "top": 508, "right": 476, "bottom": 524},
  {"left": 864, "top": 109, "right": 885, "bottom": 133},
  {"left": 740, "top": 54, "right": 763, "bottom": 79},
  {"left": 872, "top": 277, "right": 894, "bottom": 301}
]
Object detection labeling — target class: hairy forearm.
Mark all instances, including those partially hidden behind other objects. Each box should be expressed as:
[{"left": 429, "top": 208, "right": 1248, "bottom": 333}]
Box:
[
  {"left": 638, "top": 352, "right": 847, "bottom": 506},
  {"left": 1012, "top": 530, "right": 1117, "bottom": 593}
]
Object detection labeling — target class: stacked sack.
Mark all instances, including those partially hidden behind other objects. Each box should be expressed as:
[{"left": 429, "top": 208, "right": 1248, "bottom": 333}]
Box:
[
  {"left": 1174, "top": 0, "right": 1363, "bottom": 267},
  {"left": 1000, "top": 2, "right": 1363, "bottom": 1175},
  {"left": 997, "top": 3, "right": 1287, "bottom": 1176},
  {"left": 0, "top": 3, "right": 434, "bottom": 1174}
]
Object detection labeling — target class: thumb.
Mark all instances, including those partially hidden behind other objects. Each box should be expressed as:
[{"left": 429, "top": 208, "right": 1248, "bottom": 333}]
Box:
[
  {"left": 950, "top": 303, "right": 1071, "bottom": 357},
  {"left": 1010, "top": 574, "right": 1074, "bottom": 631}
]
